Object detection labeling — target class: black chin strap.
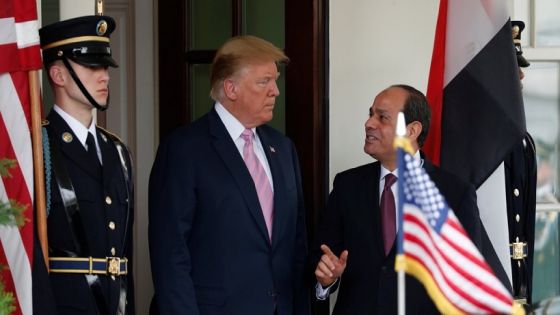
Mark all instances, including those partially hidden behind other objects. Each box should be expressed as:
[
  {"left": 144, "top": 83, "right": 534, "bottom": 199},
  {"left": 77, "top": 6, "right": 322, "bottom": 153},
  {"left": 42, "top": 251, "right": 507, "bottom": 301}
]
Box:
[{"left": 62, "top": 58, "right": 110, "bottom": 112}]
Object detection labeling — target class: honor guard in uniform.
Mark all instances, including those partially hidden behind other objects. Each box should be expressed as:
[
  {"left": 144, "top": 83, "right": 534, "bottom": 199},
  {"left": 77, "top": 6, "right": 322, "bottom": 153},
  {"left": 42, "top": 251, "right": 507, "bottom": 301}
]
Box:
[
  {"left": 36, "top": 15, "right": 134, "bottom": 314},
  {"left": 505, "top": 20, "right": 537, "bottom": 306}
]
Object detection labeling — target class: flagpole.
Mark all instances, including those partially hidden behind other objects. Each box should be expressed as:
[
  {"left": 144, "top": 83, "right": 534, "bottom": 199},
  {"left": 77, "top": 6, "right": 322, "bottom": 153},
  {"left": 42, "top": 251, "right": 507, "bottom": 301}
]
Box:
[
  {"left": 395, "top": 112, "right": 409, "bottom": 315},
  {"left": 29, "top": 70, "right": 49, "bottom": 269},
  {"left": 398, "top": 270, "right": 405, "bottom": 315},
  {"left": 95, "top": 0, "right": 104, "bottom": 15}
]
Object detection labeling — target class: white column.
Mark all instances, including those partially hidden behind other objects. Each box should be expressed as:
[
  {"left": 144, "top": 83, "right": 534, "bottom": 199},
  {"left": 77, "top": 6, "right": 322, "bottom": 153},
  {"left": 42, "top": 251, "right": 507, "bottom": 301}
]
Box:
[{"left": 59, "top": 0, "right": 94, "bottom": 19}]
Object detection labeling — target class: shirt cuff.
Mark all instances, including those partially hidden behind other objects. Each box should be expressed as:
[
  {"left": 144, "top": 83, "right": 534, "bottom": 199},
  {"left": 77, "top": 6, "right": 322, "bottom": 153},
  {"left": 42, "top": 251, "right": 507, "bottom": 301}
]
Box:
[{"left": 315, "top": 279, "right": 338, "bottom": 300}]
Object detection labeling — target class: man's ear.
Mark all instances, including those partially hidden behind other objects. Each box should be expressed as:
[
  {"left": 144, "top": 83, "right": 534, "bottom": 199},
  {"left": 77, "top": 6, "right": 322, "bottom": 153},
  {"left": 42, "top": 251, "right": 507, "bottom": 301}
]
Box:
[
  {"left": 49, "top": 64, "right": 66, "bottom": 87},
  {"left": 223, "top": 79, "right": 237, "bottom": 101},
  {"left": 406, "top": 121, "right": 422, "bottom": 142}
]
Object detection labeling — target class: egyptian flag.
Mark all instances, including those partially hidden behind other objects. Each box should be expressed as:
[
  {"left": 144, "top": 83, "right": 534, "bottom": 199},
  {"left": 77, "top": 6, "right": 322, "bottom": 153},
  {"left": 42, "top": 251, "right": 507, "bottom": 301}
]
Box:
[{"left": 423, "top": 0, "right": 526, "bottom": 290}]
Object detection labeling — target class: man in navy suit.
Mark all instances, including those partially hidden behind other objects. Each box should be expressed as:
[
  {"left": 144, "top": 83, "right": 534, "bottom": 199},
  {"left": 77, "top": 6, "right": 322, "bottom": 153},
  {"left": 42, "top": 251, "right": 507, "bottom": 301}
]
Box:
[
  {"left": 311, "top": 85, "right": 482, "bottom": 314},
  {"left": 149, "top": 35, "right": 310, "bottom": 315}
]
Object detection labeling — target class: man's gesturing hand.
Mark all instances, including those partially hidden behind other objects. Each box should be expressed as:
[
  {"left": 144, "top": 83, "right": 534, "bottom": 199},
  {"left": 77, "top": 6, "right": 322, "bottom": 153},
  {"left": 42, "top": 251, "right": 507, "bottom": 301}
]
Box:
[{"left": 314, "top": 244, "right": 348, "bottom": 287}]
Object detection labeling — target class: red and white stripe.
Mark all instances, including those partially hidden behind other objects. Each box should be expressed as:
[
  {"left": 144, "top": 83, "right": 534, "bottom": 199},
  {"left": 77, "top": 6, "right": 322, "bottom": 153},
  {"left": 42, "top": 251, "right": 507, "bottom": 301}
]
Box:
[
  {"left": 403, "top": 205, "right": 513, "bottom": 314},
  {"left": 0, "top": 0, "right": 42, "bottom": 314}
]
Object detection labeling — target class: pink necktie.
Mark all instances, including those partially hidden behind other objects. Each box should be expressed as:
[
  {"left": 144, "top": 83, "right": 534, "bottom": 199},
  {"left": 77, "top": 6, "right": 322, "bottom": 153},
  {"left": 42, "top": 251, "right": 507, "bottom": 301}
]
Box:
[
  {"left": 241, "top": 129, "right": 274, "bottom": 240},
  {"left": 380, "top": 173, "right": 397, "bottom": 255}
]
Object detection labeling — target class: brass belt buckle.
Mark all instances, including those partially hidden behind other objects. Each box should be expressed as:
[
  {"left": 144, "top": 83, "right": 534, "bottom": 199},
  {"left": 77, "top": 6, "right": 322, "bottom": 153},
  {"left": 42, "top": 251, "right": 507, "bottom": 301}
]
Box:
[
  {"left": 514, "top": 298, "right": 527, "bottom": 305},
  {"left": 510, "top": 242, "right": 527, "bottom": 260},
  {"left": 107, "top": 257, "right": 121, "bottom": 276}
]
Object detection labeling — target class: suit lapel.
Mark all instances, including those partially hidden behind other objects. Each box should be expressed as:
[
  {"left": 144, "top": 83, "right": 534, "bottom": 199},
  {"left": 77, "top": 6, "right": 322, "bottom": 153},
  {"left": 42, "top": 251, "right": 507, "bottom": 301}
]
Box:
[
  {"left": 256, "top": 127, "right": 286, "bottom": 247},
  {"left": 208, "top": 110, "right": 271, "bottom": 243},
  {"left": 47, "top": 111, "right": 102, "bottom": 181},
  {"left": 367, "top": 162, "right": 386, "bottom": 256}
]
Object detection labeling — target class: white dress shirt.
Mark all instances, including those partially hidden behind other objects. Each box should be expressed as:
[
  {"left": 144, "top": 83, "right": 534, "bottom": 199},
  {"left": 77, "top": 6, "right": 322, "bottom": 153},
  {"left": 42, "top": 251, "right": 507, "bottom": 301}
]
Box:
[
  {"left": 214, "top": 102, "right": 274, "bottom": 190},
  {"left": 54, "top": 105, "right": 102, "bottom": 164}
]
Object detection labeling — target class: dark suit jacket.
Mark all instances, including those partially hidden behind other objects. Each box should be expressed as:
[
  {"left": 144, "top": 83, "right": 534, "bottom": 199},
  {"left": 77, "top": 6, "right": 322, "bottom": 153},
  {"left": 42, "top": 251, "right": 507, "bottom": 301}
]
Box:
[
  {"left": 311, "top": 158, "right": 481, "bottom": 315},
  {"left": 33, "top": 110, "right": 134, "bottom": 315},
  {"left": 148, "top": 108, "right": 310, "bottom": 315}
]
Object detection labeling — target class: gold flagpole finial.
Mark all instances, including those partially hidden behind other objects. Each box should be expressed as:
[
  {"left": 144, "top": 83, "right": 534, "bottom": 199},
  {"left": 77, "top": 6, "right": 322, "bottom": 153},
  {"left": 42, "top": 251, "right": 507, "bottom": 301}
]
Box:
[{"left": 95, "top": 0, "right": 104, "bottom": 16}]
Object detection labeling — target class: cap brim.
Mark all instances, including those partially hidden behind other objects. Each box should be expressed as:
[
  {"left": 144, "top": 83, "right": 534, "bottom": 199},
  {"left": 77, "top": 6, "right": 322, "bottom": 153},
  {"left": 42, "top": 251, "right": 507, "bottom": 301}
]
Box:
[
  {"left": 70, "top": 55, "right": 118, "bottom": 68},
  {"left": 517, "top": 55, "right": 530, "bottom": 68}
]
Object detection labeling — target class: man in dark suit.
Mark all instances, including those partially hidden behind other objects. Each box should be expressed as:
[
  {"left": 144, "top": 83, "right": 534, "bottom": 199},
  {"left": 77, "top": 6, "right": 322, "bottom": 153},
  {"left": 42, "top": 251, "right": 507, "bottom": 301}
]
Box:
[
  {"left": 34, "top": 16, "right": 134, "bottom": 314},
  {"left": 311, "top": 84, "right": 482, "bottom": 314},
  {"left": 149, "top": 35, "right": 310, "bottom": 315}
]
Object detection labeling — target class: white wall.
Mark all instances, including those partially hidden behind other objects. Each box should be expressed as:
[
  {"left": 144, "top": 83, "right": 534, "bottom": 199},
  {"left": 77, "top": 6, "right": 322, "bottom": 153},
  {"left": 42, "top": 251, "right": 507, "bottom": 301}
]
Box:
[
  {"left": 132, "top": 0, "right": 157, "bottom": 312},
  {"left": 329, "top": 0, "right": 439, "bottom": 184},
  {"left": 59, "top": 0, "right": 93, "bottom": 18}
]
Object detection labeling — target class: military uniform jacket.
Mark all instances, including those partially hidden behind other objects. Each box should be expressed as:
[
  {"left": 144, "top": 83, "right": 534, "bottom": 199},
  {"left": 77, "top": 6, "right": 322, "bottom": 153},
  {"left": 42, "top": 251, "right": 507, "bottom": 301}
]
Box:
[
  {"left": 36, "top": 110, "right": 134, "bottom": 314},
  {"left": 504, "top": 132, "right": 537, "bottom": 302}
]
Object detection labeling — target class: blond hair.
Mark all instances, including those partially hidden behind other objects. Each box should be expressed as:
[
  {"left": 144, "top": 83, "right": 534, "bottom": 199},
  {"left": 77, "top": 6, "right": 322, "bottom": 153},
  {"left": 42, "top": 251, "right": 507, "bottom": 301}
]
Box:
[{"left": 210, "top": 35, "right": 289, "bottom": 101}]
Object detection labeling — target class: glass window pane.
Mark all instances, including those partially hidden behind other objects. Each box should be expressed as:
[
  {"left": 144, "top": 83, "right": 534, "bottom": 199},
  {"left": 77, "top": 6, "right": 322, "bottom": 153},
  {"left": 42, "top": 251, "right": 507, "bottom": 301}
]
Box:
[
  {"left": 533, "top": 210, "right": 560, "bottom": 303},
  {"left": 512, "top": 0, "right": 531, "bottom": 47},
  {"left": 524, "top": 62, "right": 560, "bottom": 203},
  {"left": 189, "top": 0, "right": 232, "bottom": 50},
  {"left": 190, "top": 64, "right": 213, "bottom": 121},
  {"left": 244, "top": 0, "right": 285, "bottom": 48},
  {"left": 535, "top": 0, "right": 560, "bottom": 47}
]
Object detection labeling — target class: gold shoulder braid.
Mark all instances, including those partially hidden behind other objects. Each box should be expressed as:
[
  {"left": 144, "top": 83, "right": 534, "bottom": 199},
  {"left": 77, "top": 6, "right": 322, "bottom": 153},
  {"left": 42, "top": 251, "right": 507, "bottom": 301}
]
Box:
[{"left": 96, "top": 125, "right": 124, "bottom": 144}]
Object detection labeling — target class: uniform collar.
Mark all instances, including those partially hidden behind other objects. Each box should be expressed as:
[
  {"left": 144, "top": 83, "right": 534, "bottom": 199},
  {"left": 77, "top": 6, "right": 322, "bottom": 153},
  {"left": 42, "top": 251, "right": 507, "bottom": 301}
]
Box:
[{"left": 53, "top": 105, "right": 97, "bottom": 147}]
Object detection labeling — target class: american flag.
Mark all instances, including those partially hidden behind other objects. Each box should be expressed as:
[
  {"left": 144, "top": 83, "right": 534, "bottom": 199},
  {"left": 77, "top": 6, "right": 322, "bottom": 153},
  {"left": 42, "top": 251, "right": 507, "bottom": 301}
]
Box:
[
  {"left": 0, "top": 0, "right": 42, "bottom": 314},
  {"left": 395, "top": 148, "right": 520, "bottom": 315}
]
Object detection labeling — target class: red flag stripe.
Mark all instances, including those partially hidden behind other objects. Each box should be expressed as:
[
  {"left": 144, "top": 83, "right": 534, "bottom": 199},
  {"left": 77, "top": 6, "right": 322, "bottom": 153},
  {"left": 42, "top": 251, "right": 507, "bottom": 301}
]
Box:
[
  {"left": 441, "top": 219, "right": 491, "bottom": 272},
  {"left": 0, "top": 0, "right": 14, "bottom": 18},
  {"left": 423, "top": 0, "right": 447, "bottom": 165},
  {"left": 11, "top": 0, "right": 39, "bottom": 22},
  {"left": 405, "top": 214, "right": 487, "bottom": 271}
]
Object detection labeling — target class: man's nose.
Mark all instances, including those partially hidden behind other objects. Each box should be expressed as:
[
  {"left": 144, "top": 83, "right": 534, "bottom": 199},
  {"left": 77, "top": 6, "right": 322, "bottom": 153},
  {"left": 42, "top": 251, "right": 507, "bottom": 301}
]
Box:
[{"left": 270, "top": 81, "right": 280, "bottom": 96}]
